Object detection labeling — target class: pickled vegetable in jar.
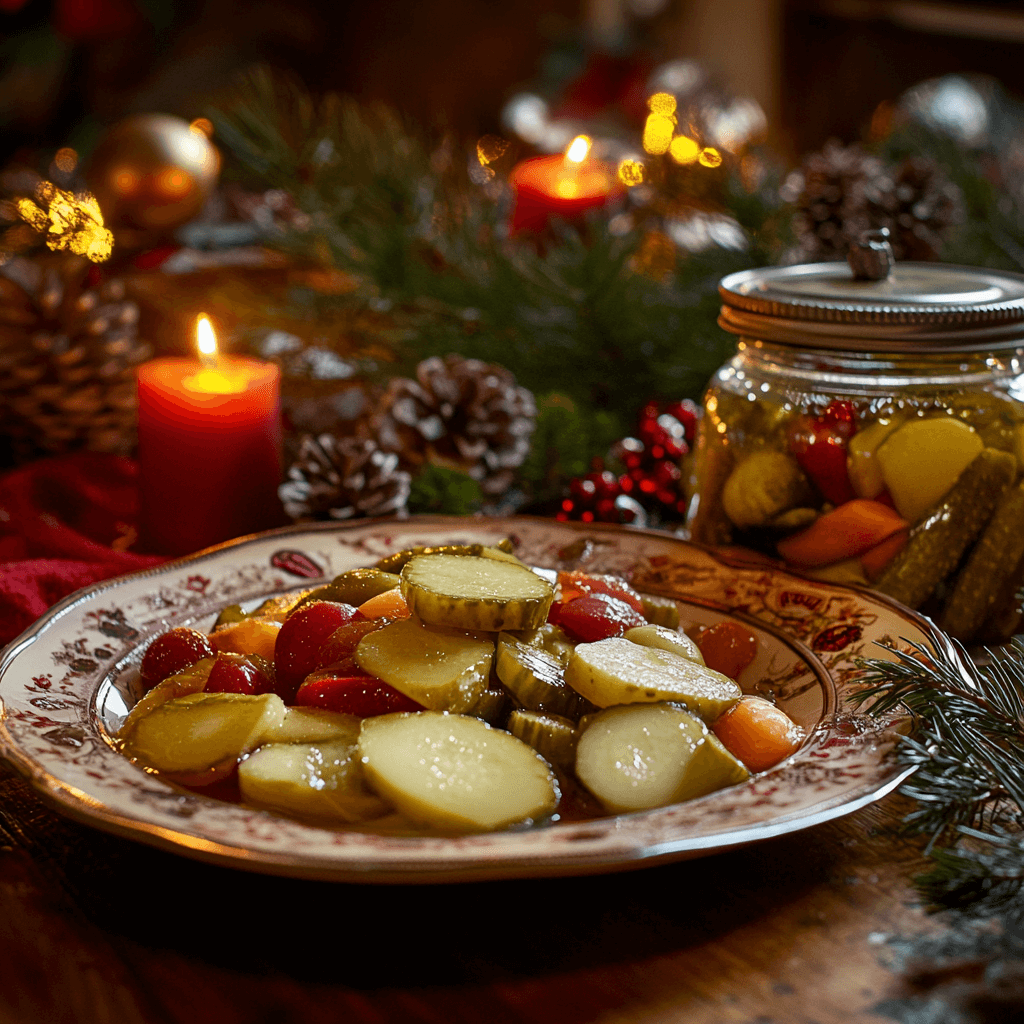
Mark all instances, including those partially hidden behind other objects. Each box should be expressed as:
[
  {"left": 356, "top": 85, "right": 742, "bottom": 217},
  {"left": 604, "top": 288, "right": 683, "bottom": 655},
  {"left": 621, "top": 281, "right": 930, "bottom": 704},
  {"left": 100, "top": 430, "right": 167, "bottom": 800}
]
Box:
[{"left": 688, "top": 244, "right": 1024, "bottom": 643}]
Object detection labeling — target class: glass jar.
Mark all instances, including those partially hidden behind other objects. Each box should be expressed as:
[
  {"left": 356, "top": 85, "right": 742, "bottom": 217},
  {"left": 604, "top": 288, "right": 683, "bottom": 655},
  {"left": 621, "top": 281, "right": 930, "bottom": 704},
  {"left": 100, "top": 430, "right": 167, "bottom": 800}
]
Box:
[{"left": 687, "top": 255, "right": 1024, "bottom": 643}]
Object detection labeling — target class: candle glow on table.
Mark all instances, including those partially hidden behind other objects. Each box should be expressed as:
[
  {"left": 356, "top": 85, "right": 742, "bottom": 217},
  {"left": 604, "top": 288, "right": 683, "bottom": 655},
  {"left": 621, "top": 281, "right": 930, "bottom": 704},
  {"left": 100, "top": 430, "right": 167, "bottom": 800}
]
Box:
[
  {"left": 137, "top": 316, "right": 283, "bottom": 556},
  {"left": 509, "top": 135, "right": 623, "bottom": 235}
]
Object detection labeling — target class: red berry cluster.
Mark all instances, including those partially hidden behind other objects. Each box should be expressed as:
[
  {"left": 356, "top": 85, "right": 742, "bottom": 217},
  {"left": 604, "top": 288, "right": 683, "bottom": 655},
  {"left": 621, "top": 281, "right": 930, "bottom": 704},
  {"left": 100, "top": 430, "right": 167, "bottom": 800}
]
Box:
[{"left": 556, "top": 399, "right": 699, "bottom": 525}]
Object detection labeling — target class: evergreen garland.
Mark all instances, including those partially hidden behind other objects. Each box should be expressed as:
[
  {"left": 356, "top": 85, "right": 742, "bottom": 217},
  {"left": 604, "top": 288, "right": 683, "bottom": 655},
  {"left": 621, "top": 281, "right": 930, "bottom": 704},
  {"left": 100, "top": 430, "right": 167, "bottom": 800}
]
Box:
[{"left": 207, "top": 67, "right": 768, "bottom": 440}]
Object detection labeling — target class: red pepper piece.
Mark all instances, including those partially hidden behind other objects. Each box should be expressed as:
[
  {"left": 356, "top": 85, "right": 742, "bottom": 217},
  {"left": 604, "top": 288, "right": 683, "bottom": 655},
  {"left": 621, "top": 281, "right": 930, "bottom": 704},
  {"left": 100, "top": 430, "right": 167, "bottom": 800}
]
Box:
[{"left": 789, "top": 415, "right": 856, "bottom": 506}]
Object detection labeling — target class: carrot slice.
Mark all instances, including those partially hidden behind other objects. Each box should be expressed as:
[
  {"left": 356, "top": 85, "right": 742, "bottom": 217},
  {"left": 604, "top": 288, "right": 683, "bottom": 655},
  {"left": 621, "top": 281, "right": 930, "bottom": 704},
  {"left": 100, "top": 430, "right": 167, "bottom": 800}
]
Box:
[
  {"left": 776, "top": 499, "right": 907, "bottom": 568},
  {"left": 712, "top": 696, "right": 804, "bottom": 772},
  {"left": 860, "top": 529, "right": 909, "bottom": 581},
  {"left": 357, "top": 588, "right": 410, "bottom": 620}
]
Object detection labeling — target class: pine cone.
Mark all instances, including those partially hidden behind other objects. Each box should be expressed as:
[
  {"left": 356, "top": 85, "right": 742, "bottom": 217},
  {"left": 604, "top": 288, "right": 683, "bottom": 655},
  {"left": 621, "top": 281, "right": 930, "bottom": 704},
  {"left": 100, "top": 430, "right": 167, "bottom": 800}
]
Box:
[
  {"left": 884, "top": 156, "right": 962, "bottom": 261},
  {"left": 373, "top": 355, "right": 536, "bottom": 495},
  {"left": 0, "top": 253, "right": 150, "bottom": 463},
  {"left": 279, "top": 434, "right": 411, "bottom": 521},
  {"left": 785, "top": 141, "right": 890, "bottom": 260}
]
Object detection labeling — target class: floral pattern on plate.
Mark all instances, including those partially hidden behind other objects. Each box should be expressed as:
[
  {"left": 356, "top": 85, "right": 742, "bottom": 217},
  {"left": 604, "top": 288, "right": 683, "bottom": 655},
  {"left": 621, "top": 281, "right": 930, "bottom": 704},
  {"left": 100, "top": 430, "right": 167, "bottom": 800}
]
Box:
[{"left": 0, "top": 516, "right": 954, "bottom": 883}]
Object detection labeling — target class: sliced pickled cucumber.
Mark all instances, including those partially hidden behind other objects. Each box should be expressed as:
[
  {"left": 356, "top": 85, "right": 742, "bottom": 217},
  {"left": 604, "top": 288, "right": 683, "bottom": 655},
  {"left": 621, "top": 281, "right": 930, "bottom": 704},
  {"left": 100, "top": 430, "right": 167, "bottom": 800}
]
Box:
[
  {"left": 213, "top": 603, "right": 247, "bottom": 627},
  {"left": 495, "top": 633, "right": 595, "bottom": 720},
  {"left": 575, "top": 702, "right": 749, "bottom": 813},
  {"left": 212, "top": 592, "right": 308, "bottom": 628},
  {"left": 291, "top": 568, "right": 401, "bottom": 613},
  {"left": 640, "top": 594, "right": 681, "bottom": 630},
  {"left": 273, "top": 706, "right": 362, "bottom": 744},
  {"left": 401, "top": 553, "right": 554, "bottom": 631},
  {"left": 354, "top": 616, "right": 494, "bottom": 713},
  {"left": 565, "top": 637, "right": 741, "bottom": 720},
  {"left": 120, "top": 691, "right": 286, "bottom": 778},
  {"left": 120, "top": 658, "right": 215, "bottom": 737},
  {"left": 375, "top": 540, "right": 518, "bottom": 574},
  {"left": 357, "top": 711, "right": 558, "bottom": 831},
  {"left": 721, "top": 451, "right": 813, "bottom": 529},
  {"left": 466, "top": 686, "right": 510, "bottom": 724},
  {"left": 507, "top": 709, "right": 578, "bottom": 770},
  {"left": 239, "top": 739, "right": 390, "bottom": 822},
  {"left": 623, "top": 624, "right": 704, "bottom": 664},
  {"left": 939, "top": 481, "right": 1024, "bottom": 641},
  {"left": 875, "top": 448, "right": 1017, "bottom": 610},
  {"left": 505, "top": 622, "right": 575, "bottom": 667}
]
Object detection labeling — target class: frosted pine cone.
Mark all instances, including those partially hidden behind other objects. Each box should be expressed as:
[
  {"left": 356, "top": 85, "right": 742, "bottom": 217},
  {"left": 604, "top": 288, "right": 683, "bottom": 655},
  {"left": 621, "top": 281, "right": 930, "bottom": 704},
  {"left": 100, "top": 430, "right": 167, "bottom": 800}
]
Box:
[
  {"left": 374, "top": 354, "right": 536, "bottom": 495},
  {"left": 279, "top": 434, "right": 411, "bottom": 521}
]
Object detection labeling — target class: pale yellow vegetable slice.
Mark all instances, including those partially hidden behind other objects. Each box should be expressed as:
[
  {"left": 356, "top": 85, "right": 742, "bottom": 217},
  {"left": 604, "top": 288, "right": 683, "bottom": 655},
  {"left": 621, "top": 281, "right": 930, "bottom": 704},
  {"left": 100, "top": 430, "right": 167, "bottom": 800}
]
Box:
[
  {"left": 575, "top": 702, "right": 749, "bottom": 813},
  {"left": 272, "top": 706, "right": 363, "bottom": 744},
  {"left": 119, "top": 691, "right": 286, "bottom": 777},
  {"left": 400, "top": 553, "right": 554, "bottom": 631},
  {"left": 564, "top": 637, "right": 741, "bottom": 720},
  {"left": 358, "top": 712, "right": 558, "bottom": 831},
  {"left": 877, "top": 417, "right": 983, "bottom": 522},
  {"left": 622, "top": 624, "right": 704, "bottom": 664},
  {"left": 238, "top": 740, "right": 389, "bottom": 822},
  {"left": 354, "top": 617, "right": 494, "bottom": 713},
  {"left": 846, "top": 414, "right": 906, "bottom": 499},
  {"left": 119, "top": 657, "right": 215, "bottom": 737}
]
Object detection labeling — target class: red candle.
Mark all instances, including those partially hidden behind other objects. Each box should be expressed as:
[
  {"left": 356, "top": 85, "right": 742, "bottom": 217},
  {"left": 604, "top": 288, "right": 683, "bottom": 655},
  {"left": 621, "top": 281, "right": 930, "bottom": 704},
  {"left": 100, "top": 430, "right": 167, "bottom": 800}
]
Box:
[
  {"left": 138, "top": 317, "right": 283, "bottom": 555},
  {"left": 509, "top": 135, "right": 622, "bottom": 235}
]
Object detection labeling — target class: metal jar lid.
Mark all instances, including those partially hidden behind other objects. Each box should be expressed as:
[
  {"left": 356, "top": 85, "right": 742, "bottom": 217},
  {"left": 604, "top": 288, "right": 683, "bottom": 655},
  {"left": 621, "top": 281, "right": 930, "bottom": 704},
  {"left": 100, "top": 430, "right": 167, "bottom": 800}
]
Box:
[{"left": 718, "top": 248, "right": 1024, "bottom": 352}]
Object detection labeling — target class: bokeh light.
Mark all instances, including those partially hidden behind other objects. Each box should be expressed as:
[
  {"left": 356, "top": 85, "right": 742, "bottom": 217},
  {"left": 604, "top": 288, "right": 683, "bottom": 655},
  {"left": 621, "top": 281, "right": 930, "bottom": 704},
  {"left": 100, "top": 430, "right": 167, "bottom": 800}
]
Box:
[
  {"left": 699, "top": 147, "right": 723, "bottom": 168},
  {"left": 54, "top": 148, "right": 78, "bottom": 173},
  {"left": 643, "top": 114, "right": 675, "bottom": 155},
  {"left": 618, "top": 159, "right": 644, "bottom": 186},
  {"left": 669, "top": 135, "right": 700, "bottom": 164}
]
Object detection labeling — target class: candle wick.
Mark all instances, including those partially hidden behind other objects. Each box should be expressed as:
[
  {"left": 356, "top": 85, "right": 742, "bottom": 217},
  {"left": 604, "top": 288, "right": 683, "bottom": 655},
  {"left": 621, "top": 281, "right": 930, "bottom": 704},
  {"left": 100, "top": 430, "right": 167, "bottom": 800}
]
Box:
[{"left": 200, "top": 349, "right": 219, "bottom": 370}]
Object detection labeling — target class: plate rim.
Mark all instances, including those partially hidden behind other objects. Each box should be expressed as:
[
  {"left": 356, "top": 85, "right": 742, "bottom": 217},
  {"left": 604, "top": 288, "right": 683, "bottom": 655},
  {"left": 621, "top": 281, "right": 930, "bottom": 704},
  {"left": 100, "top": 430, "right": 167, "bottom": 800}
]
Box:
[{"left": 0, "top": 515, "right": 949, "bottom": 883}]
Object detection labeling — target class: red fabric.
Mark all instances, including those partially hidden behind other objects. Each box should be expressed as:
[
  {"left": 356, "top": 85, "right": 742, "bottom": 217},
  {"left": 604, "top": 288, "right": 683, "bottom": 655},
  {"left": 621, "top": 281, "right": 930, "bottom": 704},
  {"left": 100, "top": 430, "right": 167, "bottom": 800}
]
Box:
[{"left": 0, "top": 454, "right": 168, "bottom": 647}]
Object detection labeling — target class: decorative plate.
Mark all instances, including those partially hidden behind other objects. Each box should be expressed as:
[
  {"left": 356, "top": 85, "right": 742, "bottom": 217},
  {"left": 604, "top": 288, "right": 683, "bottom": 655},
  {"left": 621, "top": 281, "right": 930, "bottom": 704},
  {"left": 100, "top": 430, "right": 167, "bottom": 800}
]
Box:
[{"left": 0, "top": 516, "right": 948, "bottom": 884}]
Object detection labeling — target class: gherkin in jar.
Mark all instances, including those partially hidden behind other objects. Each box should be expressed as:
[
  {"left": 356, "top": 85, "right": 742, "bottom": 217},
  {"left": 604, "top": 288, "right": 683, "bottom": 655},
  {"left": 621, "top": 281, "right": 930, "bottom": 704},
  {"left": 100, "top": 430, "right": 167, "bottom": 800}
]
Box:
[{"left": 691, "top": 257, "right": 1024, "bottom": 639}]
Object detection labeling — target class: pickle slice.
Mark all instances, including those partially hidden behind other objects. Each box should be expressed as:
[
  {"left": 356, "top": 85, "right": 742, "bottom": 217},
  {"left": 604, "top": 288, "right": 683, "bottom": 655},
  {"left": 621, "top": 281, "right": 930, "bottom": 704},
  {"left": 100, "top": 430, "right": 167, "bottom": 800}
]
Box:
[
  {"left": 401, "top": 554, "right": 554, "bottom": 632},
  {"left": 495, "top": 633, "right": 594, "bottom": 720},
  {"left": 291, "top": 569, "right": 401, "bottom": 613},
  {"left": 239, "top": 739, "right": 390, "bottom": 822},
  {"left": 874, "top": 448, "right": 1017, "bottom": 610},
  {"left": 939, "top": 481, "right": 1024, "bottom": 641},
  {"left": 565, "top": 637, "right": 741, "bottom": 720},
  {"left": 507, "top": 709, "right": 578, "bottom": 770},
  {"left": 640, "top": 594, "right": 681, "bottom": 630},
  {"left": 375, "top": 539, "right": 518, "bottom": 574},
  {"left": 575, "top": 702, "right": 749, "bottom": 813}
]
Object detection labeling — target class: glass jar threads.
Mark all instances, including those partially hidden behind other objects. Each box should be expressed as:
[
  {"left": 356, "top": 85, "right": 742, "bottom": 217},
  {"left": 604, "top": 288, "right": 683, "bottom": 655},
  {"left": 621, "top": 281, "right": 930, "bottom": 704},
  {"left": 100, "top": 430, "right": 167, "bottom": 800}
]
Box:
[{"left": 688, "top": 250, "right": 1024, "bottom": 643}]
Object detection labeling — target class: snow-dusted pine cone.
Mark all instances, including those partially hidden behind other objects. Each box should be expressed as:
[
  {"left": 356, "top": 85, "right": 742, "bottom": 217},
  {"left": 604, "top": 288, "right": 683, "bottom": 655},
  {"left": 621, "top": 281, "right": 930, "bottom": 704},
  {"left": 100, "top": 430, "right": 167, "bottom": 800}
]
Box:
[
  {"left": 784, "top": 141, "right": 890, "bottom": 261},
  {"left": 885, "top": 156, "right": 962, "bottom": 261},
  {"left": 279, "top": 434, "right": 411, "bottom": 521},
  {"left": 0, "top": 254, "right": 149, "bottom": 462},
  {"left": 373, "top": 354, "right": 536, "bottom": 495}
]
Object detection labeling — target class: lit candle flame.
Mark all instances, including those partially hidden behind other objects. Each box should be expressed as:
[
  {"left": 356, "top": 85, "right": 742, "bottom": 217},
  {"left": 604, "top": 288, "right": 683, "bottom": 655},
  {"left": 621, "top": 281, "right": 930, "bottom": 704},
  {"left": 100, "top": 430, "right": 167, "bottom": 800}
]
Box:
[
  {"left": 196, "top": 315, "right": 218, "bottom": 369},
  {"left": 565, "top": 135, "right": 591, "bottom": 165}
]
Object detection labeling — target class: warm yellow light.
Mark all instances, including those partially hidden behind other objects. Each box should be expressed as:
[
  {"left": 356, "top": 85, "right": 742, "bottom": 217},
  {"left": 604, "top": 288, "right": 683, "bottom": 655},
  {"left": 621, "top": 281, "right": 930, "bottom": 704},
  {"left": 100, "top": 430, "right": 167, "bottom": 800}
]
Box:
[
  {"left": 565, "top": 135, "right": 592, "bottom": 165},
  {"left": 618, "top": 159, "right": 644, "bottom": 186},
  {"left": 648, "top": 92, "right": 677, "bottom": 116},
  {"left": 54, "top": 147, "right": 78, "bottom": 173},
  {"left": 699, "top": 147, "right": 723, "bottom": 168},
  {"left": 643, "top": 114, "right": 674, "bottom": 155},
  {"left": 190, "top": 118, "right": 214, "bottom": 138},
  {"left": 16, "top": 182, "right": 112, "bottom": 262},
  {"left": 196, "top": 315, "right": 218, "bottom": 367},
  {"left": 476, "top": 134, "right": 509, "bottom": 166},
  {"left": 669, "top": 135, "right": 700, "bottom": 164}
]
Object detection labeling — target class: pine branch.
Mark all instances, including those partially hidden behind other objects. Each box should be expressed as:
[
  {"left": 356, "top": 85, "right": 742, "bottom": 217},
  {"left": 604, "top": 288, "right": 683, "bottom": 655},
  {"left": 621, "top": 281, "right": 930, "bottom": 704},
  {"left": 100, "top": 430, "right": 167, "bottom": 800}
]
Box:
[{"left": 857, "top": 640, "right": 1024, "bottom": 913}]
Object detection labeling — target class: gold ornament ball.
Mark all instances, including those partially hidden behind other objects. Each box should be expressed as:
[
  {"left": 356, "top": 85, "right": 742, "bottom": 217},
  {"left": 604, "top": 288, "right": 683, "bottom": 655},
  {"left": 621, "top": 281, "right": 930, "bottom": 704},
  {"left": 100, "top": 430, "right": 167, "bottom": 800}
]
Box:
[{"left": 86, "top": 113, "right": 221, "bottom": 232}]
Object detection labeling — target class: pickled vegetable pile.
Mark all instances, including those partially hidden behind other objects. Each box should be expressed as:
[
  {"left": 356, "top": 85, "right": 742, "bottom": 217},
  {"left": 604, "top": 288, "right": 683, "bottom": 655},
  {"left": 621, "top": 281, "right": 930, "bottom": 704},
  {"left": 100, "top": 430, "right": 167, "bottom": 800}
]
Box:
[
  {"left": 117, "top": 542, "right": 804, "bottom": 833},
  {"left": 691, "top": 392, "right": 1024, "bottom": 643}
]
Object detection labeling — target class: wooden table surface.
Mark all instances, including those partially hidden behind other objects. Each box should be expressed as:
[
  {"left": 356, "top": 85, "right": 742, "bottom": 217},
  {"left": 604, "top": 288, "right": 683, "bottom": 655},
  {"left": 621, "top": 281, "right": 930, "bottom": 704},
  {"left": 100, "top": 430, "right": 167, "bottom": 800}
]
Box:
[{"left": 0, "top": 760, "right": 969, "bottom": 1024}]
